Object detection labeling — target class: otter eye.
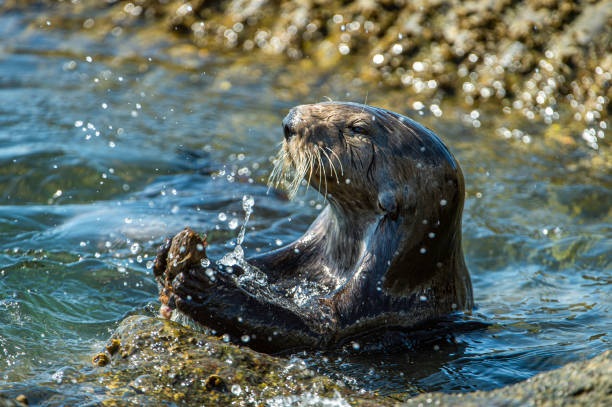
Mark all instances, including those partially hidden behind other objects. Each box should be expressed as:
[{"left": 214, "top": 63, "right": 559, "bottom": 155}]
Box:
[{"left": 348, "top": 122, "right": 369, "bottom": 135}]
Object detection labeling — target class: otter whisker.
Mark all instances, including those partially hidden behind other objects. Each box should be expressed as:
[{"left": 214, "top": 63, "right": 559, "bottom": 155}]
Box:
[
  {"left": 306, "top": 150, "right": 315, "bottom": 194},
  {"left": 315, "top": 148, "right": 324, "bottom": 197},
  {"left": 288, "top": 149, "right": 308, "bottom": 199},
  {"left": 267, "top": 148, "right": 286, "bottom": 191},
  {"left": 268, "top": 145, "right": 302, "bottom": 200},
  {"left": 315, "top": 147, "right": 329, "bottom": 199},
  {"left": 319, "top": 146, "right": 340, "bottom": 185},
  {"left": 326, "top": 146, "right": 345, "bottom": 177}
]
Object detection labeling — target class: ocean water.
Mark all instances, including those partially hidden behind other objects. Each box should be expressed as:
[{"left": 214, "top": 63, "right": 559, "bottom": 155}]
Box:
[{"left": 0, "top": 8, "right": 609, "bottom": 403}]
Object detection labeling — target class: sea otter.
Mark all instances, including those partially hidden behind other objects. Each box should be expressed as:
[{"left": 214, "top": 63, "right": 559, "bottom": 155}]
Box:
[{"left": 154, "top": 102, "right": 473, "bottom": 353}]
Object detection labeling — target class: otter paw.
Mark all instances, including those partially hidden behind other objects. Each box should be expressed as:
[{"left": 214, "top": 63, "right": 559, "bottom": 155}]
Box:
[
  {"left": 153, "top": 237, "right": 172, "bottom": 284},
  {"left": 171, "top": 268, "right": 216, "bottom": 302},
  {"left": 153, "top": 227, "right": 209, "bottom": 306}
]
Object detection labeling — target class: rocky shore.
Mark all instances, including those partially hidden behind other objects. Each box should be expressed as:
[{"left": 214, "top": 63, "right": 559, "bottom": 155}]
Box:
[{"left": 3, "top": 1, "right": 610, "bottom": 138}]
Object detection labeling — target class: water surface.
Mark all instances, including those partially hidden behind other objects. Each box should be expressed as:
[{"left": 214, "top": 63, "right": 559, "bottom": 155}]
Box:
[{"left": 0, "top": 10, "right": 609, "bottom": 402}]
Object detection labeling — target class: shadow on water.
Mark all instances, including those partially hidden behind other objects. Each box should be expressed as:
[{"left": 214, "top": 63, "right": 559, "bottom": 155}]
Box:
[{"left": 0, "top": 5, "right": 609, "bottom": 403}]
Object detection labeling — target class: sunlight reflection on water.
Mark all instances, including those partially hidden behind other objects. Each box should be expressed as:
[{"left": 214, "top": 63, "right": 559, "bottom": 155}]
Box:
[{"left": 0, "top": 10, "right": 609, "bottom": 402}]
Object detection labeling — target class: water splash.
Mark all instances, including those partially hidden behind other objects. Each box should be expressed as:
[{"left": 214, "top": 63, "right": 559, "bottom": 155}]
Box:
[
  {"left": 218, "top": 195, "right": 255, "bottom": 271},
  {"left": 217, "top": 195, "right": 272, "bottom": 290},
  {"left": 237, "top": 194, "right": 254, "bottom": 246}
]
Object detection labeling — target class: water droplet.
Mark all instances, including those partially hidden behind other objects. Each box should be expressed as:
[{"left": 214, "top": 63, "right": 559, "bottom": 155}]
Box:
[
  {"left": 218, "top": 212, "right": 227, "bottom": 221},
  {"left": 241, "top": 335, "right": 250, "bottom": 343},
  {"left": 83, "top": 18, "right": 94, "bottom": 29},
  {"left": 200, "top": 258, "right": 210, "bottom": 268},
  {"left": 231, "top": 384, "right": 242, "bottom": 395},
  {"left": 440, "top": 199, "right": 447, "bottom": 206},
  {"left": 51, "top": 369, "right": 63, "bottom": 384},
  {"left": 419, "top": 295, "right": 428, "bottom": 302}
]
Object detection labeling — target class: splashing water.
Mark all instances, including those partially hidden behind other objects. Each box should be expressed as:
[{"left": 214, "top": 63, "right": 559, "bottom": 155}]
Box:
[
  {"left": 219, "top": 195, "right": 257, "bottom": 272},
  {"left": 217, "top": 195, "right": 271, "bottom": 288},
  {"left": 237, "top": 194, "right": 254, "bottom": 246}
]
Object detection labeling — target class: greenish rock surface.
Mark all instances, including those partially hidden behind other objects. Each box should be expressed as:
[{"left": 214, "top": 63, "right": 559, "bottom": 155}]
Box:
[
  {"left": 403, "top": 349, "right": 611, "bottom": 406},
  {"left": 66, "top": 316, "right": 612, "bottom": 405},
  {"left": 81, "top": 315, "right": 388, "bottom": 406}
]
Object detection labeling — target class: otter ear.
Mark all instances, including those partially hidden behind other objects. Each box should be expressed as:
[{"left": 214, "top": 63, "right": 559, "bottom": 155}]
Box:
[
  {"left": 378, "top": 185, "right": 414, "bottom": 221},
  {"left": 377, "top": 189, "right": 399, "bottom": 220}
]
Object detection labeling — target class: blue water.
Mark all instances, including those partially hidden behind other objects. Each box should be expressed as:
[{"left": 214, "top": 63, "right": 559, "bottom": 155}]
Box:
[{"left": 0, "top": 9, "right": 610, "bottom": 402}]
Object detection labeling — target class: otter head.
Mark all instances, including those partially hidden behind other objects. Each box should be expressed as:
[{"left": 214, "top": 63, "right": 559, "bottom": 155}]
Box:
[
  {"left": 270, "top": 102, "right": 470, "bottom": 305},
  {"left": 271, "top": 103, "right": 400, "bottom": 212}
]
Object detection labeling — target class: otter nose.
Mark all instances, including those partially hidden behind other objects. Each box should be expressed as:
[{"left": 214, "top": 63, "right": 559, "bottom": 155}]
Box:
[{"left": 282, "top": 108, "right": 299, "bottom": 140}]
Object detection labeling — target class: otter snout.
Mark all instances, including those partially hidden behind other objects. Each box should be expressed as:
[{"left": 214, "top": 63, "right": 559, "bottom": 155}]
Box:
[{"left": 282, "top": 107, "right": 301, "bottom": 140}]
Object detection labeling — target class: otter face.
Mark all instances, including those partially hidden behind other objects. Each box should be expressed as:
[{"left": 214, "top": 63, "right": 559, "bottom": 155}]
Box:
[{"left": 269, "top": 102, "right": 389, "bottom": 205}]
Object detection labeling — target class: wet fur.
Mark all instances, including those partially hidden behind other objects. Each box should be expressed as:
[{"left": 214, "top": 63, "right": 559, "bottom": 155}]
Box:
[{"left": 163, "top": 102, "right": 473, "bottom": 352}]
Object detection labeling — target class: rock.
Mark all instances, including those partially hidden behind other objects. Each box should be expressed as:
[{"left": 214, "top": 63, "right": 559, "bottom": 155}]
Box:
[
  {"left": 84, "top": 318, "right": 611, "bottom": 406},
  {"left": 403, "top": 350, "right": 612, "bottom": 406},
  {"left": 83, "top": 315, "right": 387, "bottom": 406},
  {"left": 2, "top": 0, "right": 609, "bottom": 133}
]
